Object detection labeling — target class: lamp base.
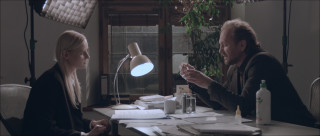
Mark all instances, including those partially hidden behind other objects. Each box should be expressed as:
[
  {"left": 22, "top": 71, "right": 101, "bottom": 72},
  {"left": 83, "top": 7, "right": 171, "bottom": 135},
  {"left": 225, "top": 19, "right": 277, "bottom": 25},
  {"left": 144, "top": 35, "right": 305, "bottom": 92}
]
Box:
[{"left": 111, "top": 104, "right": 137, "bottom": 110}]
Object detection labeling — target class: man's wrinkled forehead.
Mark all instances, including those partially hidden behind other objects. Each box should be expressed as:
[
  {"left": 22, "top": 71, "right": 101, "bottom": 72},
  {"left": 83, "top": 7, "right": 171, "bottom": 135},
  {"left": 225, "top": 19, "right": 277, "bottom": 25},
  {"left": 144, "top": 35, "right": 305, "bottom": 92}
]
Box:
[{"left": 221, "top": 25, "right": 235, "bottom": 40}]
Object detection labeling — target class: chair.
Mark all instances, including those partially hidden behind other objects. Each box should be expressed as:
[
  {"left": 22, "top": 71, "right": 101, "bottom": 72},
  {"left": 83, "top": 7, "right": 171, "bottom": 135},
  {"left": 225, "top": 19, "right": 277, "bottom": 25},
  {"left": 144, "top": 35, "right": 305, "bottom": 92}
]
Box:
[
  {"left": 309, "top": 77, "right": 320, "bottom": 127},
  {"left": 0, "top": 84, "right": 31, "bottom": 136}
]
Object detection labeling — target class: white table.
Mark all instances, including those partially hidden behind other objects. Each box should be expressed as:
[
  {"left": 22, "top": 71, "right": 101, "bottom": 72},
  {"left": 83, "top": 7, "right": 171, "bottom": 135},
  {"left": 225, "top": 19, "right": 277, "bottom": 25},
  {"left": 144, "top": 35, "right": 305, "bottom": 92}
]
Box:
[{"left": 93, "top": 107, "right": 320, "bottom": 136}]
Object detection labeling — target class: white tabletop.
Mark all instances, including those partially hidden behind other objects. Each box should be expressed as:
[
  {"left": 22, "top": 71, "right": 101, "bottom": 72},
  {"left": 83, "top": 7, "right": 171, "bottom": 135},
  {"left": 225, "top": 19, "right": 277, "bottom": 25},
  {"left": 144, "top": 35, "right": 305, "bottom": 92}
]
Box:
[{"left": 93, "top": 107, "right": 320, "bottom": 136}]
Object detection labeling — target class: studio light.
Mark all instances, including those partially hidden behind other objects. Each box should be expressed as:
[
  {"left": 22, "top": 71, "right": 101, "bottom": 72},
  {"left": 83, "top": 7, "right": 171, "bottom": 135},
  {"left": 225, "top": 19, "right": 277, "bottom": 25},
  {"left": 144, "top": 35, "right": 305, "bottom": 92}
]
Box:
[
  {"left": 25, "top": 0, "right": 97, "bottom": 86},
  {"left": 112, "top": 42, "right": 154, "bottom": 110},
  {"left": 33, "top": 0, "right": 97, "bottom": 28}
]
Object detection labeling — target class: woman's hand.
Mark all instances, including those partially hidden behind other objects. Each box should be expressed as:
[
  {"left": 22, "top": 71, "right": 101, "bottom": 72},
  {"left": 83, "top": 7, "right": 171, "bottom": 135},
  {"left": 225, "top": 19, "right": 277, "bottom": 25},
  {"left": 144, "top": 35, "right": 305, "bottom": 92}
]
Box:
[
  {"left": 85, "top": 125, "right": 108, "bottom": 136},
  {"left": 87, "top": 119, "right": 111, "bottom": 136},
  {"left": 91, "top": 119, "right": 110, "bottom": 130}
]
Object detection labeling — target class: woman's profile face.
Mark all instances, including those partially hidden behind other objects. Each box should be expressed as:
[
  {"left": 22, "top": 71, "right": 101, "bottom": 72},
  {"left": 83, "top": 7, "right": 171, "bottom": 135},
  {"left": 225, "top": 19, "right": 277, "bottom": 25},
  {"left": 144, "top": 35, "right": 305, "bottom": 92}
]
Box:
[{"left": 67, "top": 40, "right": 90, "bottom": 70}]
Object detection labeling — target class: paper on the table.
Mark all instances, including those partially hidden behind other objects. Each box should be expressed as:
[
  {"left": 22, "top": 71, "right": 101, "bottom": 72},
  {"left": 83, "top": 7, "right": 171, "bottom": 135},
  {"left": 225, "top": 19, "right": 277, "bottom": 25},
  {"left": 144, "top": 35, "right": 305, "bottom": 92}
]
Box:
[
  {"left": 121, "top": 119, "right": 193, "bottom": 128},
  {"left": 183, "top": 115, "right": 252, "bottom": 124},
  {"left": 170, "top": 111, "right": 223, "bottom": 119},
  {"left": 111, "top": 109, "right": 167, "bottom": 120},
  {"left": 153, "top": 126, "right": 191, "bottom": 136}
]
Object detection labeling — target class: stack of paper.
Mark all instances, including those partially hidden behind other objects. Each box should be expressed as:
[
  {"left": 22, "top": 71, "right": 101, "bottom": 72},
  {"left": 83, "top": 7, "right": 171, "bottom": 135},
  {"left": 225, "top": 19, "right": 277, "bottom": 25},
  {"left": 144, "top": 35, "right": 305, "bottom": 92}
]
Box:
[
  {"left": 170, "top": 111, "right": 223, "bottom": 119},
  {"left": 111, "top": 109, "right": 168, "bottom": 120},
  {"left": 134, "top": 100, "right": 165, "bottom": 109},
  {"left": 120, "top": 119, "right": 193, "bottom": 128},
  {"left": 177, "top": 123, "right": 261, "bottom": 135},
  {"left": 134, "top": 95, "right": 174, "bottom": 109},
  {"left": 139, "top": 95, "right": 166, "bottom": 101}
]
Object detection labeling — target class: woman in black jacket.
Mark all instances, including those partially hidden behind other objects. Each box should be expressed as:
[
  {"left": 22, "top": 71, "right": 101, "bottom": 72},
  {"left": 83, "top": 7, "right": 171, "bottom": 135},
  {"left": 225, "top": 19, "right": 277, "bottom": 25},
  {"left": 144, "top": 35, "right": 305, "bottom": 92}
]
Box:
[{"left": 23, "top": 30, "right": 110, "bottom": 136}]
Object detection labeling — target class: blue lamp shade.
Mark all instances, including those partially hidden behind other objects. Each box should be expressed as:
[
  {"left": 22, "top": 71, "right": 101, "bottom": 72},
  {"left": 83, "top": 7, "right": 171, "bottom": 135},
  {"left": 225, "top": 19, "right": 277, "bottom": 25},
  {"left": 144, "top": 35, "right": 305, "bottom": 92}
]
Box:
[
  {"left": 128, "top": 42, "right": 154, "bottom": 77},
  {"left": 130, "top": 55, "right": 154, "bottom": 77},
  {"left": 111, "top": 42, "right": 153, "bottom": 110}
]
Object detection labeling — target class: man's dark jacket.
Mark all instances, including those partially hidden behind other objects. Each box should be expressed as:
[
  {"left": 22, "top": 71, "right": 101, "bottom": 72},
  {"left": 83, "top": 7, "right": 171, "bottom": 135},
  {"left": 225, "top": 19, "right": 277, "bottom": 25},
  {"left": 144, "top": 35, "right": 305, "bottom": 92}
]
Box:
[
  {"left": 191, "top": 50, "right": 316, "bottom": 127},
  {"left": 22, "top": 64, "right": 91, "bottom": 136}
]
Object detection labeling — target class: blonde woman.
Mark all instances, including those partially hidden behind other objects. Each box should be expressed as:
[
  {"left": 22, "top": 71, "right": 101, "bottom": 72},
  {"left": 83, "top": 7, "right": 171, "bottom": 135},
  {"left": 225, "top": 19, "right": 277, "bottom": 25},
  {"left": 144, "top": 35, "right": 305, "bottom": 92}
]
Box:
[{"left": 23, "top": 30, "right": 110, "bottom": 136}]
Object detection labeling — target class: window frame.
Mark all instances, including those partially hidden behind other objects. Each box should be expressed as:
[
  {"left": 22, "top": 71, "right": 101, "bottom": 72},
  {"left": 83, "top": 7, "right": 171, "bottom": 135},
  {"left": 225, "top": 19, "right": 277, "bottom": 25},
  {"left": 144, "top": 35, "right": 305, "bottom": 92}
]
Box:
[
  {"left": 98, "top": 0, "right": 230, "bottom": 103},
  {"left": 98, "top": 0, "right": 172, "bottom": 100}
]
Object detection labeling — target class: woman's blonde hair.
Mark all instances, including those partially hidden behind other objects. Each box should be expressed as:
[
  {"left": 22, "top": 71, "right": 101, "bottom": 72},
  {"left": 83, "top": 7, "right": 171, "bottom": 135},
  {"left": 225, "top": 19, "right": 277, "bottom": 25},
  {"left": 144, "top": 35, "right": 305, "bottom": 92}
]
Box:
[{"left": 55, "top": 30, "right": 87, "bottom": 108}]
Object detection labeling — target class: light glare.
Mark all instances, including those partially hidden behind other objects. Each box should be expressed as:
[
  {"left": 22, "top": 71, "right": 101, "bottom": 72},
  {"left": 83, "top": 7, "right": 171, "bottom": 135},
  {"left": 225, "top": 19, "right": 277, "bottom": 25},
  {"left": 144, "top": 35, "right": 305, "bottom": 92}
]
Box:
[
  {"left": 131, "top": 63, "right": 154, "bottom": 77},
  {"left": 42, "top": 0, "right": 48, "bottom": 9}
]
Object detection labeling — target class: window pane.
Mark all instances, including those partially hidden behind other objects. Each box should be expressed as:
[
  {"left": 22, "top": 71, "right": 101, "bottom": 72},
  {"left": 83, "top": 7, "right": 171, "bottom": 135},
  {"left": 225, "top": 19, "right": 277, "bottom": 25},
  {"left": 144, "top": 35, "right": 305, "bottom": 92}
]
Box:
[
  {"left": 171, "top": 25, "right": 219, "bottom": 92},
  {"left": 172, "top": 25, "right": 192, "bottom": 91},
  {"left": 108, "top": 25, "right": 159, "bottom": 96},
  {"left": 110, "top": 26, "right": 126, "bottom": 54},
  {"left": 172, "top": 26, "right": 192, "bottom": 54}
]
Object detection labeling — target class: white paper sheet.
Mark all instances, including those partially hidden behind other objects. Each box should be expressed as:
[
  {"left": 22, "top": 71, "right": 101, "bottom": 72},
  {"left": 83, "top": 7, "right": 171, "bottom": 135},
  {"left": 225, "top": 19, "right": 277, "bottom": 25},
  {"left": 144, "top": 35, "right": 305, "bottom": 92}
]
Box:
[
  {"left": 153, "top": 126, "right": 191, "bottom": 136},
  {"left": 177, "top": 123, "right": 261, "bottom": 135},
  {"left": 183, "top": 115, "right": 252, "bottom": 124},
  {"left": 121, "top": 119, "right": 193, "bottom": 128},
  {"left": 169, "top": 111, "right": 223, "bottom": 119},
  {"left": 111, "top": 109, "right": 167, "bottom": 119},
  {"left": 191, "top": 123, "right": 261, "bottom": 135}
]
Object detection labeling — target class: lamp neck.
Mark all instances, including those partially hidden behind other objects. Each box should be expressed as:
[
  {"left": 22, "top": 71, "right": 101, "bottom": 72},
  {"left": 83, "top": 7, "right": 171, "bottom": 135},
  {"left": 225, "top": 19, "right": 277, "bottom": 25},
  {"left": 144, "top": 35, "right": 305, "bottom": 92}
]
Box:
[
  {"left": 128, "top": 42, "right": 142, "bottom": 57},
  {"left": 113, "top": 54, "right": 130, "bottom": 105}
]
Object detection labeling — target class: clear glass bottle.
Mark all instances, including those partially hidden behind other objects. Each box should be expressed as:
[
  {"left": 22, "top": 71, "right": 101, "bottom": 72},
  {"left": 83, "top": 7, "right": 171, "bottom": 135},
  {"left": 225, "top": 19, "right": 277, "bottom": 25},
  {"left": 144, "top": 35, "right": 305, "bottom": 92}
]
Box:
[{"left": 186, "top": 94, "right": 196, "bottom": 114}]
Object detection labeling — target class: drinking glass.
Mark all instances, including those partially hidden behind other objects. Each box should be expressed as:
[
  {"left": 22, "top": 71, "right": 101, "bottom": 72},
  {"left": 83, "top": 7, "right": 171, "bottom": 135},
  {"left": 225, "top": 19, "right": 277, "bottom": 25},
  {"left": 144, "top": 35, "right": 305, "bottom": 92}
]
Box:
[{"left": 186, "top": 93, "right": 196, "bottom": 114}]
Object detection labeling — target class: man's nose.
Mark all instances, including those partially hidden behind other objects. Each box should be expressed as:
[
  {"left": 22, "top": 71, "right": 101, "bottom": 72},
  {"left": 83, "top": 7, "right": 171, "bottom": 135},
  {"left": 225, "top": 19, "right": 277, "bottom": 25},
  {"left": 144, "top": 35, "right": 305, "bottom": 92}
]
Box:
[
  {"left": 86, "top": 53, "right": 90, "bottom": 59},
  {"left": 219, "top": 47, "right": 223, "bottom": 55}
]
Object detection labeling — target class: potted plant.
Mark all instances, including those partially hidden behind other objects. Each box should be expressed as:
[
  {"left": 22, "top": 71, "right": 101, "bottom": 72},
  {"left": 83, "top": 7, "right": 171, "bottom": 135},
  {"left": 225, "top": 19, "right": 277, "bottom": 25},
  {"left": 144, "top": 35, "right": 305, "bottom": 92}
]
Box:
[{"left": 175, "top": 0, "right": 233, "bottom": 80}]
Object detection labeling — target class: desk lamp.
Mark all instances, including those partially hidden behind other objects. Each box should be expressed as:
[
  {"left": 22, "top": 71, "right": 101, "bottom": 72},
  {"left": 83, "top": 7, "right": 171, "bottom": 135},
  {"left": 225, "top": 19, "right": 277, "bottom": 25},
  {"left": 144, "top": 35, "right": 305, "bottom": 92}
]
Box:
[{"left": 112, "top": 42, "right": 154, "bottom": 110}]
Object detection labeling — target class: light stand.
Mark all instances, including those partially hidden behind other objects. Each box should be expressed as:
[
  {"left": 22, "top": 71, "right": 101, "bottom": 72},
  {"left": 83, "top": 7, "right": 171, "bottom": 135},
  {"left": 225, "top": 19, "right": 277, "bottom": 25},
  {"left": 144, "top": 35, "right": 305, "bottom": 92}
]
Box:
[
  {"left": 24, "top": 0, "right": 97, "bottom": 86},
  {"left": 111, "top": 42, "right": 154, "bottom": 110},
  {"left": 236, "top": 0, "right": 290, "bottom": 74},
  {"left": 25, "top": 0, "right": 37, "bottom": 86},
  {"left": 282, "top": 0, "right": 288, "bottom": 74}
]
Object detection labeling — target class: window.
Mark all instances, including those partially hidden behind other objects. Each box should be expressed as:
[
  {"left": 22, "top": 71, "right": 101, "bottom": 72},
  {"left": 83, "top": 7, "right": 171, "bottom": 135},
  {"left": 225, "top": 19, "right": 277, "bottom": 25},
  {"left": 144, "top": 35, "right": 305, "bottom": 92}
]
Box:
[
  {"left": 171, "top": 25, "right": 193, "bottom": 91},
  {"left": 99, "top": 0, "right": 230, "bottom": 104},
  {"left": 108, "top": 24, "right": 159, "bottom": 95}
]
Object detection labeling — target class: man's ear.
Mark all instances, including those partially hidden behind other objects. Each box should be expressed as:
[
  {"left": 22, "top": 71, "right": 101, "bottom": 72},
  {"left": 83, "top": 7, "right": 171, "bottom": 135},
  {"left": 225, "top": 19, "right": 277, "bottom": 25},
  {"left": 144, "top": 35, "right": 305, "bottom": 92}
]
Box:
[{"left": 240, "top": 40, "right": 247, "bottom": 52}]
